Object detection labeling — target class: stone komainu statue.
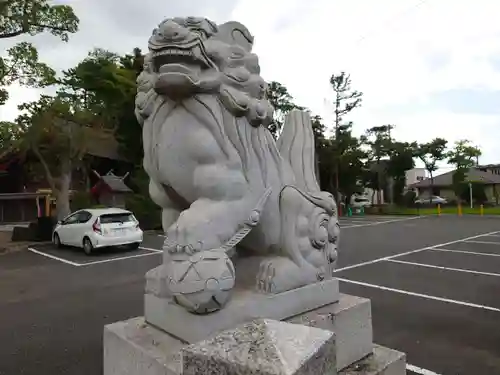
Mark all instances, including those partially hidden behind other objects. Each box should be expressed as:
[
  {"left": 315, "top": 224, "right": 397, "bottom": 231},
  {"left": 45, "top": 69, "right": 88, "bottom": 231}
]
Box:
[{"left": 136, "top": 17, "right": 340, "bottom": 313}]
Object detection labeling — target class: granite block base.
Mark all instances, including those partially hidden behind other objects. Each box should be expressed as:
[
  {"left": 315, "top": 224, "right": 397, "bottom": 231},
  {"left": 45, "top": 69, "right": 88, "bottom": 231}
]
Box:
[
  {"left": 103, "top": 317, "right": 404, "bottom": 375},
  {"left": 181, "top": 319, "right": 337, "bottom": 375},
  {"left": 145, "top": 278, "right": 340, "bottom": 343},
  {"left": 287, "top": 293, "right": 373, "bottom": 371}
]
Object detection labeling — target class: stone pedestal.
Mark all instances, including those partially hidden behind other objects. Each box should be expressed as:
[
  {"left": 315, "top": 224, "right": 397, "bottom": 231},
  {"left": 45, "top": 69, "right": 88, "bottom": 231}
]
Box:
[
  {"left": 182, "top": 319, "right": 337, "bottom": 375},
  {"left": 104, "top": 293, "right": 406, "bottom": 375},
  {"left": 287, "top": 294, "right": 373, "bottom": 371},
  {"left": 145, "top": 277, "right": 340, "bottom": 343}
]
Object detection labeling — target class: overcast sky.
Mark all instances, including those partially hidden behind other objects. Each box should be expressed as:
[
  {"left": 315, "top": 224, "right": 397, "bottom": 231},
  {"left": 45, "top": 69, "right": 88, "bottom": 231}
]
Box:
[{"left": 2, "top": 0, "right": 500, "bottom": 174}]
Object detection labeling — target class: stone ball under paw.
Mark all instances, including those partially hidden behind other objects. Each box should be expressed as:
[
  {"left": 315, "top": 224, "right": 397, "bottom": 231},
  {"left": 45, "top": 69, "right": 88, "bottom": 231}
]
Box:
[{"left": 165, "top": 249, "right": 236, "bottom": 314}]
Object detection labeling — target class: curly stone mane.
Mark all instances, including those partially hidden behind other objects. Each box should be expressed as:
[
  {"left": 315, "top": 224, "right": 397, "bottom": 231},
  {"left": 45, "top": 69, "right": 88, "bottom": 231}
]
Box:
[
  {"left": 135, "top": 17, "right": 294, "bottom": 192},
  {"left": 135, "top": 18, "right": 274, "bottom": 129}
]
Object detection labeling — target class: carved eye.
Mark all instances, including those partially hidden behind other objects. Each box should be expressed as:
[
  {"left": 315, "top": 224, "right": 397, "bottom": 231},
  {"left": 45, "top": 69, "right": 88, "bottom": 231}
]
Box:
[
  {"left": 192, "top": 29, "right": 207, "bottom": 39},
  {"left": 231, "top": 51, "right": 244, "bottom": 59}
]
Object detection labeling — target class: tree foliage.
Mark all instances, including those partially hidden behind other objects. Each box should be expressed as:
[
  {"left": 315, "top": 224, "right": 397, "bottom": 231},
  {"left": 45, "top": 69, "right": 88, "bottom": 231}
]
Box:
[
  {"left": 415, "top": 138, "right": 448, "bottom": 200},
  {"left": 265, "top": 81, "right": 303, "bottom": 136},
  {"left": 328, "top": 72, "right": 363, "bottom": 203},
  {"left": 0, "top": 0, "right": 79, "bottom": 105},
  {"left": 364, "top": 125, "right": 393, "bottom": 203},
  {"left": 16, "top": 95, "right": 90, "bottom": 218},
  {"left": 447, "top": 139, "right": 482, "bottom": 197},
  {"left": 0, "top": 42, "right": 56, "bottom": 105},
  {"left": 0, "top": 120, "right": 23, "bottom": 153},
  {"left": 0, "top": 0, "right": 79, "bottom": 40},
  {"left": 56, "top": 48, "right": 138, "bottom": 129}
]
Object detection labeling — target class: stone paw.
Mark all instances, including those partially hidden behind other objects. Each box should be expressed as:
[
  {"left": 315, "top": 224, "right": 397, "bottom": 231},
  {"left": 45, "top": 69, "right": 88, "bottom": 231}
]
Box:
[
  {"left": 255, "top": 257, "right": 319, "bottom": 294},
  {"left": 164, "top": 211, "right": 224, "bottom": 255}
]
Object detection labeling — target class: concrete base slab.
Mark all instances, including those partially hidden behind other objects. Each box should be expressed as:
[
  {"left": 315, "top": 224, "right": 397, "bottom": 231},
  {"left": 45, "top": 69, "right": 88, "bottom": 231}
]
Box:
[
  {"left": 287, "top": 293, "right": 373, "bottom": 371},
  {"left": 103, "top": 317, "right": 405, "bottom": 375},
  {"left": 145, "top": 278, "right": 339, "bottom": 343},
  {"left": 339, "top": 345, "right": 406, "bottom": 375}
]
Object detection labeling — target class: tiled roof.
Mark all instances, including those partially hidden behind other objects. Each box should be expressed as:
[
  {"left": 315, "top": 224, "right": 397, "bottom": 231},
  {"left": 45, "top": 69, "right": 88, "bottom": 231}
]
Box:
[{"left": 411, "top": 168, "right": 500, "bottom": 188}]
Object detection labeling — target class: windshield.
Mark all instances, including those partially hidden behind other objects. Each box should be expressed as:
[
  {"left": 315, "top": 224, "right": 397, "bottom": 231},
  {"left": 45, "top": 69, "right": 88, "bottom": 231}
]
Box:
[{"left": 99, "top": 213, "right": 136, "bottom": 224}]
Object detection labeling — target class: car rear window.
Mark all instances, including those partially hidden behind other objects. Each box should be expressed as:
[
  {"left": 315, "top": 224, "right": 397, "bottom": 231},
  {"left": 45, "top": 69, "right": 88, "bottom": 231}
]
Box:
[
  {"left": 100, "top": 213, "right": 135, "bottom": 224},
  {"left": 354, "top": 198, "right": 369, "bottom": 202}
]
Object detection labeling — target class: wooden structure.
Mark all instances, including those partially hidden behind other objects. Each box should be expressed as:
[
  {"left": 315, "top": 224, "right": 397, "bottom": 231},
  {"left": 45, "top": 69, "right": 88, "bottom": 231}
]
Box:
[
  {"left": 91, "top": 170, "right": 132, "bottom": 208},
  {"left": 0, "top": 127, "right": 132, "bottom": 223}
]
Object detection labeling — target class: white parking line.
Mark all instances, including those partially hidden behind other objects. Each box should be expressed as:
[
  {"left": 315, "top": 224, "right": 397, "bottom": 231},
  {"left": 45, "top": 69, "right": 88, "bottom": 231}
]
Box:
[
  {"left": 386, "top": 259, "right": 500, "bottom": 278},
  {"left": 139, "top": 246, "right": 163, "bottom": 253},
  {"left": 341, "top": 215, "right": 422, "bottom": 229},
  {"left": 337, "top": 277, "right": 500, "bottom": 312},
  {"left": 407, "top": 363, "right": 442, "bottom": 375},
  {"left": 28, "top": 247, "right": 82, "bottom": 267},
  {"left": 486, "top": 234, "right": 500, "bottom": 238},
  {"left": 28, "top": 246, "right": 162, "bottom": 267},
  {"left": 77, "top": 251, "right": 161, "bottom": 266},
  {"left": 465, "top": 240, "right": 500, "bottom": 245},
  {"left": 335, "top": 230, "right": 500, "bottom": 272},
  {"left": 431, "top": 248, "right": 500, "bottom": 257}
]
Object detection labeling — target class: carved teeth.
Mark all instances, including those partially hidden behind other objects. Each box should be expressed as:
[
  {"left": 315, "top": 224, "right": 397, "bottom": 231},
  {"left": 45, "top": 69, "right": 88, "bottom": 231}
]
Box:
[{"left": 154, "top": 48, "right": 194, "bottom": 57}]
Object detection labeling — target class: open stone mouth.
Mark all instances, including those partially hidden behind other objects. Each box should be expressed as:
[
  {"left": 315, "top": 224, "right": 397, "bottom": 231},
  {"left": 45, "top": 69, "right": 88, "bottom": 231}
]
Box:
[{"left": 152, "top": 46, "right": 210, "bottom": 73}]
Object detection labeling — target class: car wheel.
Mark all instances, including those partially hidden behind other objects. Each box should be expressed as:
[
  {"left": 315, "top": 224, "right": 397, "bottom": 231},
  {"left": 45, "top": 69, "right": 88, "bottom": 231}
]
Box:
[
  {"left": 83, "top": 237, "right": 94, "bottom": 256},
  {"left": 128, "top": 242, "right": 141, "bottom": 250},
  {"left": 53, "top": 233, "right": 62, "bottom": 248}
]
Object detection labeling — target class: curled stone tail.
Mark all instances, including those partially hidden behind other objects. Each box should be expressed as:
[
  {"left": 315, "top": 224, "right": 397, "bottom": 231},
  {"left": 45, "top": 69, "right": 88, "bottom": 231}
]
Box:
[{"left": 276, "top": 110, "right": 320, "bottom": 193}]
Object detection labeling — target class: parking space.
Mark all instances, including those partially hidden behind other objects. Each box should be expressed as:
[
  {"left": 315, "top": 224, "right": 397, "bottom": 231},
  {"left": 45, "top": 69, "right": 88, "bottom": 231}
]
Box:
[
  {"left": 339, "top": 214, "right": 422, "bottom": 228},
  {"left": 2, "top": 215, "right": 500, "bottom": 375},
  {"left": 27, "top": 233, "right": 163, "bottom": 267},
  {"left": 336, "top": 218, "right": 500, "bottom": 374}
]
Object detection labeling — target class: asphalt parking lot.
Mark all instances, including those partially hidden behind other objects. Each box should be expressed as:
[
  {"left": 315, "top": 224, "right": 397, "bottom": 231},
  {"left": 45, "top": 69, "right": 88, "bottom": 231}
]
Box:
[{"left": 1, "top": 214, "right": 500, "bottom": 374}]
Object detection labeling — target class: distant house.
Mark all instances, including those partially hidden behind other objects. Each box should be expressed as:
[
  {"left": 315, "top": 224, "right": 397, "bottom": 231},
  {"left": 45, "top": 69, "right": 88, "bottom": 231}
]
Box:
[{"left": 410, "top": 166, "right": 500, "bottom": 204}]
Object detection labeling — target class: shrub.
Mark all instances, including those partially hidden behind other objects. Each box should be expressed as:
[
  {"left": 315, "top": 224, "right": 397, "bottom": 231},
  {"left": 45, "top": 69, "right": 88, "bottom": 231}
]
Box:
[
  {"left": 125, "top": 193, "right": 162, "bottom": 230},
  {"left": 70, "top": 191, "right": 94, "bottom": 211}
]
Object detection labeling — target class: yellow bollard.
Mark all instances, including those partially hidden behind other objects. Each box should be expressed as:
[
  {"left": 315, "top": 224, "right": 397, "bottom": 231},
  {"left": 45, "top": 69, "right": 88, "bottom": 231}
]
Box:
[
  {"left": 437, "top": 204, "right": 441, "bottom": 216},
  {"left": 458, "top": 204, "right": 462, "bottom": 216},
  {"left": 480, "top": 204, "right": 484, "bottom": 216}
]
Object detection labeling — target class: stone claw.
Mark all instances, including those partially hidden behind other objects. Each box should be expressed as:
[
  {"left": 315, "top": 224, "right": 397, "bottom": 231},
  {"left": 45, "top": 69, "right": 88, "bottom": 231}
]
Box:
[{"left": 256, "top": 260, "right": 276, "bottom": 294}]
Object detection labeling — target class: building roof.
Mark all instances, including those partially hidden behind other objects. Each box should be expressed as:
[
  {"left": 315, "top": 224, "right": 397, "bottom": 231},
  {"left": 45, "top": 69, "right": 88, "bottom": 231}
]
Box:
[
  {"left": 0, "top": 126, "right": 128, "bottom": 164},
  {"left": 83, "top": 127, "right": 128, "bottom": 161},
  {"left": 411, "top": 167, "right": 500, "bottom": 188},
  {"left": 99, "top": 174, "right": 133, "bottom": 193}
]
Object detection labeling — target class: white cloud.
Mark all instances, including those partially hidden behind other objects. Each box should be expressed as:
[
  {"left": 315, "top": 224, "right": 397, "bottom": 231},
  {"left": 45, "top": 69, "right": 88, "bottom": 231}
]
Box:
[
  {"left": 3, "top": 0, "right": 500, "bottom": 171},
  {"left": 231, "top": 0, "right": 500, "bottom": 170}
]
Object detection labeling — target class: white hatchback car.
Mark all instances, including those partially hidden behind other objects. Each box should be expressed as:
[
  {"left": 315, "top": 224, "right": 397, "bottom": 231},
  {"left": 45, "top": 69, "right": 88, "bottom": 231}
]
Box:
[{"left": 53, "top": 208, "right": 143, "bottom": 255}]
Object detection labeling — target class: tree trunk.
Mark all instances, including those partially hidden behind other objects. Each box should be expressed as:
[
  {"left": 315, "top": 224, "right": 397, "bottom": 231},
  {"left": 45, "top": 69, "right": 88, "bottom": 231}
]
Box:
[
  {"left": 429, "top": 172, "right": 434, "bottom": 204},
  {"left": 56, "top": 160, "right": 72, "bottom": 220},
  {"left": 376, "top": 158, "right": 382, "bottom": 204}
]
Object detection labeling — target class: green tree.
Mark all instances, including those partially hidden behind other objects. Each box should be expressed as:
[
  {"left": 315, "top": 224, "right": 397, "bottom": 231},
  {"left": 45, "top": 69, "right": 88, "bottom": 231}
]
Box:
[
  {"left": 0, "top": 0, "right": 79, "bottom": 105},
  {"left": 265, "top": 81, "right": 303, "bottom": 136},
  {"left": 328, "top": 72, "right": 363, "bottom": 204},
  {"left": 16, "top": 95, "right": 90, "bottom": 219},
  {"left": 415, "top": 138, "right": 448, "bottom": 203},
  {"left": 0, "top": 0, "right": 79, "bottom": 40},
  {"left": 387, "top": 141, "right": 416, "bottom": 204},
  {"left": 447, "top": 139, "right": 482, "bottom": 200},
  {"left": 56, "top": 48, "right": 137, "bottom": 129},
  {"left": 0, "top": 120, "right": 23, "bottom": 153},
  {"left": 364, "top": 125, "right": 394, "bottom": 204},
  {"left": 318, "top": 122, "right": 366, "bottom": 206}
]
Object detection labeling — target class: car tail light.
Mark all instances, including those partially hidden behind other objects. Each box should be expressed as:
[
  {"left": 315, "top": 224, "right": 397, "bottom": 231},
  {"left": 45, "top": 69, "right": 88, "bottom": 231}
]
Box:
[
  {"left": 133, "top": 216, "right": 140, "bottom": 230},
  {"left": 92, "top": 218, "right": 102, "bottom": 234}
]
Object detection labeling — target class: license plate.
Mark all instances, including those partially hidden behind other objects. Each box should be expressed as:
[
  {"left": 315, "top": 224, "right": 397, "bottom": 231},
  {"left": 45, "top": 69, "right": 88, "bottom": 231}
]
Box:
[{"left": 111, "top": 228, "right": 127, "bottom": 236}]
